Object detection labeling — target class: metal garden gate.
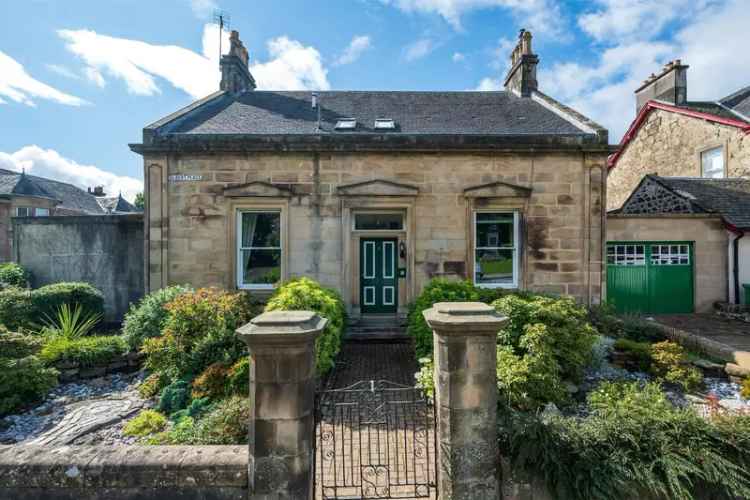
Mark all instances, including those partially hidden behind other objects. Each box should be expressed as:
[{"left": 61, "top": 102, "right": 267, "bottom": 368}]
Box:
[
  {"left": 606, "top": 241, "right": 694, "bottom": 314},
  {"left": 314, "top": 380, "right": 437, "bottom": 499}
]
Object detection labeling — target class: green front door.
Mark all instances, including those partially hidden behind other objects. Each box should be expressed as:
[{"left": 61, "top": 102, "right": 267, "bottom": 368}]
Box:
[
  {"left": 360, "top": 238, "right": 398, "bottom": 314},
  {"left": 606, "top": 242, "right": 694, "bottom": 314}
]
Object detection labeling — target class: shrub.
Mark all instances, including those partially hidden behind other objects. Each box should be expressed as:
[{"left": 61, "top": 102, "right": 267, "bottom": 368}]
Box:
[
  {"left": 123, "top": 409, "right": 167, "bottom": 437},
  {"left": 493, "top": 294, "right": 597, "bottom": 383},
  {"left": 227, "top": 358, "right": 250, "bottom": 396},
  {"left": 501, "top": 381, "right": 750, "bottom": 500},
  {"left": 265, "top": 277, "right": 345, "bottom": 375},
  {"left": 142, "top": 288, "right": 254, "bottom": 382},
  {"left": 138, "top": 373, "right": 165, "bottom": 399},
  {"left": 122, "top": 285, "right": 191, "bottom": 351},
  {"left": 407, "top": 279, "right": 480, "bottom": 358},
  {"left": 650, "top": 340, "right": 703, "bottom": 391},
  {"left": 39, "top": 335, "right": 127, "bottom": 368},
  {"left": 144, "top": 415, "right": 197, "bottom": 445},
  {"left": 39, "top": 303, "right": 101, "bottom": 339},
  {"left": 192, "top": 396, "right": 250, "bottom": 445},
  {"left": 742, "top": 379, "right": 750, "bottom": 400},
  {"left": 157, "top": 379, "right": 191, "bottom": 415},
  {"left": 0, "top": 355, "right": 58, "bottom": 415},
  {"left": 588, "top": 304, "right": 667, "bottom": 343},
  {"left": 0, "top": 328, "right": 43, "bottom": 358},
  {"left": 415, "top": 357, "right": 434, "bottom": 399},
  {"left": 0, "top": 282, "right": 104, "bottom": 331},
  {"left": 169, "top": 397, "right": 213, "bottom": 422},
  {"left": 0, "top": 263, "right": 28, "bottom": 289},
  {"left": 191, "top": 362, "right": 231, "bottom": 400},
  {"left": 612, "top": 338, "right": 652, "bottom": 371}
]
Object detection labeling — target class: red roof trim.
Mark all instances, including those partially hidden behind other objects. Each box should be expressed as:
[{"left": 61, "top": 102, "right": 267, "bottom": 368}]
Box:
[{"left": 608, "top": 100, "right": 750, "bottom": 169}]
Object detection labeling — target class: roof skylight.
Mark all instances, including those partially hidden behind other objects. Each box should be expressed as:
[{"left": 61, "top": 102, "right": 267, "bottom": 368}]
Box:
[
  {"left": 334, "top": 118, "right": 357, "bottom": 130},
  {"left": 374, "top": 118, "right": 396, "bottom": 130}
]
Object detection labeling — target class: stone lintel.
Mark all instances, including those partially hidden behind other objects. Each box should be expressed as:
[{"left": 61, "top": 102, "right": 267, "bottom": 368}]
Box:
[
  {"left": 423, "top": 302, "right": 508, "bottom": 335},
  {"left": 236, "top": 311, "right": 327, "bottom": 347}
]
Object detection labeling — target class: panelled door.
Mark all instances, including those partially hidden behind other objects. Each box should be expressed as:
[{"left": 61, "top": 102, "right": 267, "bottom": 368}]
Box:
[
  {"left": 360, "top": 238, "right": 398, "bottom": 314},
  {"left": 606, "top": 241, "right": 694, "bottom": 314}
]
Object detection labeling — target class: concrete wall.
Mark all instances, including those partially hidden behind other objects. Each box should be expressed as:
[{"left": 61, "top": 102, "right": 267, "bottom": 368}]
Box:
[
  {"left": 144, "top": 150, "right": 608, "bottom": 308},
  {"left": 608, "top": 109, "right": 750, "bottom": 210},
  {"left": 0, "top": 200, "right": 10, "bottom": 262},
  {"left": 0, "top": 195, "right": 59, "bottom": 263},
  {"left": 606, "top": 215, "right": 729, "bottom": 312},
  {"left": 12, "top": 214, "right": 144, "bottom": 322}
]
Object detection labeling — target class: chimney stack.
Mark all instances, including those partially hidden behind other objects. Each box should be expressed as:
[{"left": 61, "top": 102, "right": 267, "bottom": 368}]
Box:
[
  {"left": 634, "top": 59, "right": 688, "bottom": 113},
  {"left": 504, "top": 29, "right": 539, "bottom": 97},
  {"left": 90, "top": 186, "right": 105, "bottom": 196},
  {"left": 220, "top": 30, "right": 256, "bottom": 94}
]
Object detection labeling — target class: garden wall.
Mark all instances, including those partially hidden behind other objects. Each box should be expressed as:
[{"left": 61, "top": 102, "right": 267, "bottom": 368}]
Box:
[
  {"left": 12, "top": 214, "right": 144, "bottom": 322},
  {"left": 0, "top": 445, "right": 247, "bottom": 500}
]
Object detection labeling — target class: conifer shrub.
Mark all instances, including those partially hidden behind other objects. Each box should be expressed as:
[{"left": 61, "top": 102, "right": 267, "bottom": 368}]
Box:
[
  {"left": 265, "top": 277, "right": 345, "bottom": 375},
  {"left": 123, "top": 285, "right": 192, "bottom": 350},
  {"left": 191, "top": 362, "right": 231, "bottom": 400},
  {"left": 0, "top": 355, "right": 58, "bottom": 415}
]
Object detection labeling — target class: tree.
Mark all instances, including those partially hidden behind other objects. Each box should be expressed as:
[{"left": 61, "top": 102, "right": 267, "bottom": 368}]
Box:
[{"left": 134, "top": 192, "right": 145, "bottom": 210}]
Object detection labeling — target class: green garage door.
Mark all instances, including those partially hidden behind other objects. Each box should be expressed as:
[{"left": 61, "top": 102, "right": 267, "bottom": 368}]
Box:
[{"left": 606, "top": 242, "right": 694, "bottom": 314}]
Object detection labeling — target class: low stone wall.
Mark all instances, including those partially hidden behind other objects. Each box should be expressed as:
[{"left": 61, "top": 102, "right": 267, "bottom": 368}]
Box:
[
  {"left": 0, "top": 445, "right": 248, "bottom": 500},
  {"left": 54, "top": 352, "right": 143, "bottom": 383}
]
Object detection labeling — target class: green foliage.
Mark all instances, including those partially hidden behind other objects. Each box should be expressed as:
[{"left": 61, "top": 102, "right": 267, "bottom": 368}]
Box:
[
  {"left": 612, "top": 338, "right": 653, "bottom": 371},
  {"left": 265, "top": 277, "right": 345, "bottom": 375},
  {"left": 123, "top": 409, "right": 167, "bottom": 437},
  {"left": 502, "top": 381, "right": 750, "bottom": 500},
  {"left": 227, "top": 357, "right": 250, "bottom": 396},
  {"left": 40, "top": 303, "right": 101, "bottom": 339},
  {"left": 0, "top": 263, "right": 28, "bottom": 289},
  {"left": 39, "top": 335, "right": 127, "bottom": 368},
  {"left": 0, "top": 282, "right": 104, "bottom": 331},
  {"left": 742, "top": 379, "right": 750, "bottom": 400},
  {"left": 0, "top": 328, "right": 43, "bottom": 358},
  {"left": 191, "top": 362, "right": 231, "bottom": 400},
  {"left": 589, "top": 304, "right": 666, "bottom": 342},
  {"left": 157, "top": 379, "right": 191, "bottom": 415},
  {"left": 0, "top": 355, "right": 58, "bottom": 415},
  {"left": 122, "top": 285, "right": 191, "bottom": 351},
  {"left": 415, "top": 357, "right": 434, "bottom": 399},
  {"left": 650, "top": 341, "right": 703, "bottom": 391},
  {"left": 134, "top": 192, "right": 145, "bottom": 210},
  {"left": 169, "top": 397, "right": 213, "bottom": 422},
  {"left": 144, "top": 416, "right": 197, "bottom": 445},
  {"left": 142, "top": 288, "right": 255, "bottom": 382},
  {"left": 145, "top": 396, "right": 249, "bottom": 445},
  {"left": 407, "top": 279, "right": 480, "bottom": 358},
  {"left": 138, "top": 372, "right": 166, "bottom": 399}
]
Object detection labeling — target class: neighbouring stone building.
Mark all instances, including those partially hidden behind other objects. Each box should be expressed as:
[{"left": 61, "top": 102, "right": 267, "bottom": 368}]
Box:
[
  {"left": 131, "top": 30, "right": 610, "bottom": 319},
  {"left": 606, "top": 60, "right": 750, "bottom": 312}
]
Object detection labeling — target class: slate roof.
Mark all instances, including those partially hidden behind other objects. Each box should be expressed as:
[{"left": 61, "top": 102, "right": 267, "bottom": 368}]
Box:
[
  {"left": 0, "top": 170, "right": 105, "bottom": 215},
  {"left": 719, "top": 86, "right": 750, "bottom": 121},
  {"left": 132, "top": 89, "right": 608, "bottom": 153},
  {"left": 620, "top": 175, "right": 750, "bottom": 229},
  {"left": 96, "top": 195, "right": 139, "bottom": 214}
]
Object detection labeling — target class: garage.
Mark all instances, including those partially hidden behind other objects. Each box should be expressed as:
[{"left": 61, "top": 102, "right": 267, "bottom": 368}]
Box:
[{"left": 606, "top": 241, "right": 694, "bottom": 314}]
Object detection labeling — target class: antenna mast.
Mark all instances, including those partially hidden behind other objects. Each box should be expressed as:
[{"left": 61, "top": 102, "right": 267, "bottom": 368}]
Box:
[{"left": 212, "top": 10, "right": 231, "bottom": 68}]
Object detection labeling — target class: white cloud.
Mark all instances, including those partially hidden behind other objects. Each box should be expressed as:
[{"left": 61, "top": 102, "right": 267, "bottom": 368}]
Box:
[
  {"left": 452, "top": 52, "right": 465, "bottom": 62},
  {"left": 84, "top": 66, "right": 106, "bottom": 88},
  {"left": 0, "top": 146, "right": 143, "bottom": 202},
  {"left": 379, "top": 0, "right": 564, "bottom": 35},
  {"left": 250, "top": 37, "right": 330, "bottom": 90},
  {"left": 0, "top": 51, "right": 86, "bottom": 107},
  {"left": 335, "top": 35, "right": 372, "bottom": 66},
  {"left": 189, "top": 0, "right": 218, "bottom": 19},
  {"left": 475, "top": 77, "right": 502, "bottom": 91},
  {"left": 46, "top": 64, "right": 80, "bottom": 80},
  {"left": 58, "top": 24, "right": 330, "bottom": 97},
  {"left": 403, "top": 38, "right": 435, "bottom": 61},
  {"left": 578, "top": 0, "right": 698, "bottom": 43}
]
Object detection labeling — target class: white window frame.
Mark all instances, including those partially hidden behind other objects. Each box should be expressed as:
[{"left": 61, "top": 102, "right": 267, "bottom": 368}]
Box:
[
  {"left": 473, "top": 210, "right": 520, "bottom": 289},
  {"left": 352, "top": 212, "right": 405, "bottom": 232},
  {"left": 34, "top": 208, "right": 50, "bottom": 217},
  {"left": 15, "top": 207, "right": 32, "bottom": 217},
  {"left": 701, "top": 146, "right": 725, "bottom": 178},
  {"left": 236, "top": 209, "right": 282, "bottom": 290}
]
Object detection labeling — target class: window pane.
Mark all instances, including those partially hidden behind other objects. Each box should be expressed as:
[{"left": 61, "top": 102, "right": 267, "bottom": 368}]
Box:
[
  {"left": 476, "top": 213, "right": 514, "bottom": 247},
  {"left": 241, "top": 212, "right": 280, "bottom": 247},
  {"left": 35, "top": 208, "right": 49, "bottom": 217},
  {"left": 355, "top": 213, "right": 403, "bottom": 230},
  {"left": 475, "top": 249, "right": 514, "bottom": 285},
  {"left": 241, "top": 249, "right": 281, "bottom": 285},
  {"left": 702, "top": 147, "right": 724, "bottom": 178}
]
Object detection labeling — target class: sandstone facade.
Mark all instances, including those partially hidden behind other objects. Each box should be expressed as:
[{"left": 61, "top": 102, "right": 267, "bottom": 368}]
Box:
[
  {"left": 144, "top": 150, "right": 607, "bottom": 312},
  {"left": 608, "top": 109, "right": 750, "bottom": 210}
]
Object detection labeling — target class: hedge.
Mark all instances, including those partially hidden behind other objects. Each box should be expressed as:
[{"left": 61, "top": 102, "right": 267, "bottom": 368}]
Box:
[
  {"left": 39, "top": 335, "right": 128, "bottom": 368},
  {"left": 0, "top": 282, "right": 104, "bottom": 330},
  {"left": 0, "top": 263, "right": 28, "bottom": 289}
]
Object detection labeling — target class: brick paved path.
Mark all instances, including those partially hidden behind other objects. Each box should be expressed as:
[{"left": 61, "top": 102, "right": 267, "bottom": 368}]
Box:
[{"left": 315, "top": 340, "right": 437, "bottom": 500}]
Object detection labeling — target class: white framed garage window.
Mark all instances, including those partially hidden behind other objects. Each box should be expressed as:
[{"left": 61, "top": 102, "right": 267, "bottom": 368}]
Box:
[
  {"left": 651, "top": 244, "right": 690, "bottom": 265},
  {"left": 607, "top": 244, "right": 646, "bottom": 266}
]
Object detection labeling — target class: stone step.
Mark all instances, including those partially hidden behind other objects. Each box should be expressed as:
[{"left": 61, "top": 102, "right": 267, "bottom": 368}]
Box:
[{"left": 345, "top": 327, "right": 410, "bottom": 341}]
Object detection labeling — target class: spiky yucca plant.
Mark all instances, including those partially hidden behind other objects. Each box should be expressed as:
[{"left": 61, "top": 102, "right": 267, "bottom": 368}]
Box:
[{"left": 40, "top": 303, "right": 101, "bottom": 339}]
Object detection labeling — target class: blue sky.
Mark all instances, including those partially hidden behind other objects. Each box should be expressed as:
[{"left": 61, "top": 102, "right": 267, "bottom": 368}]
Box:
[{"left": 1, "top": 0, "right": 748, "bottom": 199}]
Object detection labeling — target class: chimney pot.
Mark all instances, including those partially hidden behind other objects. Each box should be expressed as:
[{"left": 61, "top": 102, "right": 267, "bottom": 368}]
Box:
[
  {"left": 503, "top": 29, "right": 539, "bottom": 97},
  {"left": 220, "top": 30, "right": 256, "bottom": 94},
  {"left": 635, "top": 59, "right": 689, "bottom": 113}
]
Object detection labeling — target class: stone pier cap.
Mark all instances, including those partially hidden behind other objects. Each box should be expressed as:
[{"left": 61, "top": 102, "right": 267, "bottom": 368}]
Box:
[
  {"left": 422, "top": 302, "right": 508, "bottom": 334},
  {"left": 236, "top": 310, "right": 327, "bottom": 345}
]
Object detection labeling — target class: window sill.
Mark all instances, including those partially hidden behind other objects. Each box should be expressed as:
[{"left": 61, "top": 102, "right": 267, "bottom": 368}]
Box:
[{"left": 475, "top": 283, "right": 518, "bottom": 290}]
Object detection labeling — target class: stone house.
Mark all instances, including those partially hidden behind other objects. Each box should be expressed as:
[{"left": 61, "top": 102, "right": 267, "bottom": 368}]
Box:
[
  {"left": 130, "top": 30, "right": 610, "bottom": 320},
  {"left": 607, "top": 60, "right": 750, "bottom": 312},
  {"left": 0, "top": 170, "right": 138, "bottom": 262}
]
